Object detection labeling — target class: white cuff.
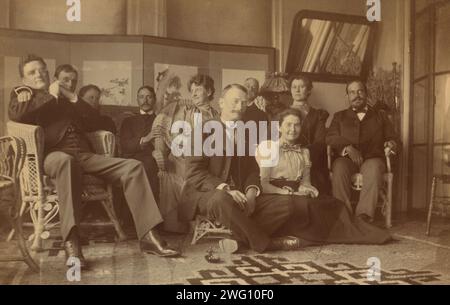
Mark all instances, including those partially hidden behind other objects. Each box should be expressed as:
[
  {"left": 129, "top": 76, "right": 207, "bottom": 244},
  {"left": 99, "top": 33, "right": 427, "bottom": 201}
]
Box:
[
  {"left": 341, "top": 146, "right": 349, "bottom": 157},
  {"left": 14, "top": 86, "right": 33, "bottom": 96},
  {"left": 216, "top": 183, "right": 230, "bottom": 191},
  {"left": 245, "top": 185, "right": 261, "bottom": 197}
]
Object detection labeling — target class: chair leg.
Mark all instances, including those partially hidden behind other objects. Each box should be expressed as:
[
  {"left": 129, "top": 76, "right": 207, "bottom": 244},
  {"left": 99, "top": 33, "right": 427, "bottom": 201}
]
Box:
[
  {"left": 30, "top": 199, "right": 45, "bottom": 252},
  {"left": 385, "top": 175, "right": 393, "bottom": 228},
  {"left": 191, "top": 216, "right": 209, "bottom": 245},
  {"left": 100, "top": 199, "right": 127, "bottom": 241},
  {"left": 191, "top": 217, "right": 201, "bottom": 245},
  {"left": 426, "top": 176, "right": 437, "bottom": 236},
  {"left": 13, "top": 211, "right": 39, "bottom": 272}
]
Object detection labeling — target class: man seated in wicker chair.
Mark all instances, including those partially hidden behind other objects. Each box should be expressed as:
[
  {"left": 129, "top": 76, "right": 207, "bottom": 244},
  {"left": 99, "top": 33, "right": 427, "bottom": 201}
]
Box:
[
  {"left": 326, "top": 80, "right": 397, "bottom": 223},
  {"left": 8, "top": 55, "right": 179, "bottom": 269}
]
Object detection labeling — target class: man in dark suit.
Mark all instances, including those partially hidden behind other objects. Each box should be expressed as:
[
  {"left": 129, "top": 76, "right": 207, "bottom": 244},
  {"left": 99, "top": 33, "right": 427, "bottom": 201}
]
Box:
[
  {"left": 181, "top": 84, "right": 301, "bottom": 253},
  {"left": 78, "top": 84, "right": 117, "bottom": 134},
  {"left": 243, "top": 78, "right": 271, "bottom": 144},
  {"left": 326, "top": 80, "right": 397, "bottom": 222},
  {"left": 120, "top": 86, "right": 159, "bottom": 202},
  {"left": 9, "top": 55, "right": 179, "bottom": 268}
]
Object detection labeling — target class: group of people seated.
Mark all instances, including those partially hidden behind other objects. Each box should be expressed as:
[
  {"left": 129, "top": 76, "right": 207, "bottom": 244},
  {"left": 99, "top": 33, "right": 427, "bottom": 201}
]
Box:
[{"left": 8, "top": 53, "right": 397, "bottom": 269}]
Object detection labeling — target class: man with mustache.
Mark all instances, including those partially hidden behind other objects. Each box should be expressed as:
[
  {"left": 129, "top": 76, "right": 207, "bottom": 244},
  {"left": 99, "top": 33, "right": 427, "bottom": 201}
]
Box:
[
  {"left": 326, "top": 80, "right": 397, "bottom": 223},
  {"left": 9, "top": 55, "right": 179, "bottom": 269},
  {"left": 182, "top": 84, "right": 301, "bottom": 253},
  {"left": 120, "top": 86, "right": 160, "bottom": 202}
]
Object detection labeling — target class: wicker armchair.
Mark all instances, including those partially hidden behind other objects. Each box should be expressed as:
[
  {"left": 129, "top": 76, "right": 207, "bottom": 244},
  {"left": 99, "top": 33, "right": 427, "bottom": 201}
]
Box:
[
  {"left": 327, "top": 145, "right": 394, "bottom": 228},
  {"left": 7, "top": 121, "right": 127, "bottom": 251},
  {"left": 0, "top": 136, "right": 39, "bottom": 271}
]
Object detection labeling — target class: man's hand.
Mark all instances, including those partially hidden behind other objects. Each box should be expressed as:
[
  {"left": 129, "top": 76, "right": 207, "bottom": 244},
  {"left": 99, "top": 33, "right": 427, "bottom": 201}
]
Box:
[
  {"left": 140, "top": 132, "right": 152, "bottom": 146},
  {"left": 227, "top": 190, "right": 247, "bottom": 211},
  {"left": 346, "top": 145, "right": 363, "bottom": 167},
  {"left": 384, "top": 140, "right": 397, "bottom": 155},
  {"left": 49, "top": 81, "right": 60, "bottom": 98},
  {"left": 152, "top": 150, "right": 167, "bottom": 171},
  {"left": 245, "top": 188, "right": 258, "bottom": 216},
  {"left": 254, "top": 96, "right": 267, "bottom": 112},
  {"left": 59, "top": 86, "right": 78, "bottom": 103},
  {"left": 297, "top": 184, "right": 319, "bottom": 198},
  {"left": 17, "top": 91, "right": 32, "bottom": 103}
]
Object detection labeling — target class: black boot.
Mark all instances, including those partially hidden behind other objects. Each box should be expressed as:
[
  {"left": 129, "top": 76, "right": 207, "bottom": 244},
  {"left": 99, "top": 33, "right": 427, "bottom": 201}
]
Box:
[
  {"left": 140, "top": 229, "right": 180, "bottom": 257},
  {"left": 64, "top": 229, "right": 89, "bottom": 269}
]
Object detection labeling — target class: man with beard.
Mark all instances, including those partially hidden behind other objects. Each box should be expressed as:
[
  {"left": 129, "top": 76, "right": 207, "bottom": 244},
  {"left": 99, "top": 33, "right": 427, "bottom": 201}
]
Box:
[
  {"left": 326, "top": 80, "right": 397, "bottom": 223},
  {"left": 120, "top": 86, "right": 160, "bottom": 202}
]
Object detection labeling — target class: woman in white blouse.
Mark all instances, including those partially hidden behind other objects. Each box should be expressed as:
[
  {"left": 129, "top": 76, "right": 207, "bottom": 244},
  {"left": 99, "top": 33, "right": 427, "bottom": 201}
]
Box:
[{"left": 255, "top": 108, "right": 391, "bottom": 246}]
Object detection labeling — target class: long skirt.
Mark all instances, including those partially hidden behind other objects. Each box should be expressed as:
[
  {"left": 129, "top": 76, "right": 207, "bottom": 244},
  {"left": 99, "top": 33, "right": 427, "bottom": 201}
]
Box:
[{"left": 275, "top": 194, "right": 392, "bottom": 246}]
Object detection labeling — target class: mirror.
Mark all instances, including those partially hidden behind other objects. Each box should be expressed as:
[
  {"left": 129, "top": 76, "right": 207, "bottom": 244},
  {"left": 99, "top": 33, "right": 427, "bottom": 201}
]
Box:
[{"left": 285, "top": 10, "right": 377, "bottom": 83}]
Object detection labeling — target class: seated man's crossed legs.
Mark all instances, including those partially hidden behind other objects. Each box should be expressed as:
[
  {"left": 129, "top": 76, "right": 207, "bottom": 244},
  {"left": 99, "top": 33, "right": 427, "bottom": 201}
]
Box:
[
  {"left": 331, "top": 156, "right": 385, "bottom": 222},
  {"left": 43, "top": 151, "right": 179, "bottom": 269},
  {"left": 195, "top": 189, "right": 299, "bottom": 253}
]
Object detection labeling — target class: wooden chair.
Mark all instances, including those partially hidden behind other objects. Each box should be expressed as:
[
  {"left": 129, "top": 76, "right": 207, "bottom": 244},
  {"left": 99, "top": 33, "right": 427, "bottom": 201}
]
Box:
[
  {"left": 191, "top": 215, "right": 232, "bottom": 245},
  {"left": 7, "top": 121, "right": 127, "bottom": 252},
  {"left": 0, "top": 136, "right": 39, "bottom": 272},
  {"left": 426, "top": 147, "right": 450, "bottom": 236},
  {"left": 327, "top": 145, "right": 394, "bottom": 228}
]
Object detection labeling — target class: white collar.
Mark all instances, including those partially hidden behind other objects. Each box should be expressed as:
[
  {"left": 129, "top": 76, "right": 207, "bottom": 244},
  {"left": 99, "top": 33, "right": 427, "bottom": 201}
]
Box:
[
  {"left": 140, "top": 110, "right": 154, "bottom": 115},
  {"left": 247, "top": 98, "right": 257, "bottom": 107}
]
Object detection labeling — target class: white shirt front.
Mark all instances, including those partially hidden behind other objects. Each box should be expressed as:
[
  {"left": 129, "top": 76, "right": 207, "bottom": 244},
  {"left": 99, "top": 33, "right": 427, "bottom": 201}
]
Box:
[{"left": 140, "top": 109, "right": 154, "bottom": 115}]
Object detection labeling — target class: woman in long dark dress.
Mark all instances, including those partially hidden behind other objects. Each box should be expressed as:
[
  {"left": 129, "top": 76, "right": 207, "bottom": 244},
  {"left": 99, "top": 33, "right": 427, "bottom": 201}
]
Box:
[{"left": 255, "top": 108, "right": 391, "bottom": 246}]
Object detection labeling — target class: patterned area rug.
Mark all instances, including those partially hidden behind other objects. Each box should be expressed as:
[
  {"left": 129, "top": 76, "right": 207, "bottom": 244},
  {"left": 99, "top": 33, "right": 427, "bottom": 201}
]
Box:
[
  {"left": 0, "top": 225, "right": 447, "bottom": 285},
  {"left": 186, "top": 255, "right": 441, "bottom": 285}
]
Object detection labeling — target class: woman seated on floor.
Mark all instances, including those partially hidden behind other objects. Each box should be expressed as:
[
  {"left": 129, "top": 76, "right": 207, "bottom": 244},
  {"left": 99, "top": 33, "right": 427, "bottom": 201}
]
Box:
[{"left": 255, "top": 108, "right": 392, "bottom": 246}]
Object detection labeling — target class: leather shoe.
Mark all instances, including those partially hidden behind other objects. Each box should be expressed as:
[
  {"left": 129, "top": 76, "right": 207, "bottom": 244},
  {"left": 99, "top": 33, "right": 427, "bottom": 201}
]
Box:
[
  {"left": 357, "top": 214, "right": 373, "bottom": 223},
  {"left": 268, "top": 236, "right": 301, "bottom": 251},
  {"left": 219, "top": 238, "right": 239, "bottom": 254},
  {"left": 64, "top": 232, "right": 89, "bottom": 269},
  {"left": 140, "top": 230, "right": 180, "bottom": 257}
]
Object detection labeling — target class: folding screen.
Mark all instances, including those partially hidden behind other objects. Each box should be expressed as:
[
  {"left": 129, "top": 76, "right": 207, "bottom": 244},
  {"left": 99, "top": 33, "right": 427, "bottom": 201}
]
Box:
[{"left": 0, "top": 28, "right": 275, "bottom": 135}]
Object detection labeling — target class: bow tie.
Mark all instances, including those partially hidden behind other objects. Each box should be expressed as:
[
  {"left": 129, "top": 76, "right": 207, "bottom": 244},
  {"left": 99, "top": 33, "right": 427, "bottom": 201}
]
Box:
[
  {"left": 353, "top": 109, "right": 367, "bottom": 114},
  {"left": 280, "top": 143, "right": 302, "bottom": 152},
  {"left": 186, "top": 103, "right": 211, "bottom": 114}
]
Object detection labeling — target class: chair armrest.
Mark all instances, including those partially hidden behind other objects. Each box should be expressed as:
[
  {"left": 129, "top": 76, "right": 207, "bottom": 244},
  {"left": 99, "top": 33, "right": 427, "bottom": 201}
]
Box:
[
  {"left": 0, "top": 136, "right": 26, "bottom": 182},
  {"left": 384, "top": 147, "right": 396, "bottom": 173},
  {"left": 6, "top": 121, "right": 44, "bottom": 163},
  {"left": 6, "top": 121, "right": 45, "bottom": 199},
  {"left": 327, "top": 145, "right": 333, "bottom": 172},
  {"left": 86, "top": 131, "right": 115, "bottom": 157}
]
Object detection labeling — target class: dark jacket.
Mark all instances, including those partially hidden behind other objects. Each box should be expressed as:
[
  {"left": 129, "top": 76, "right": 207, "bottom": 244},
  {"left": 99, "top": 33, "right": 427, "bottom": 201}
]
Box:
[
  {"left": 95, "top": 114, "right": 117, "bottom": 134},
  {"left": 181, "top": 119, "right": 261, "bottom": 221},
  {"left": 244, "top": 103, "right": 270, "bottom": 143},
  {"left": 120, "top": 113, "right": 156, "bottom": 158},
  {"left": 326, "top": 107, "right": 397, "bottom": 160},
  {"left": 8, "top": 86, "right": 102, "bottom": 153},
  {"left": 297, "top": 107, "right": 329, "bottom": 146}
]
